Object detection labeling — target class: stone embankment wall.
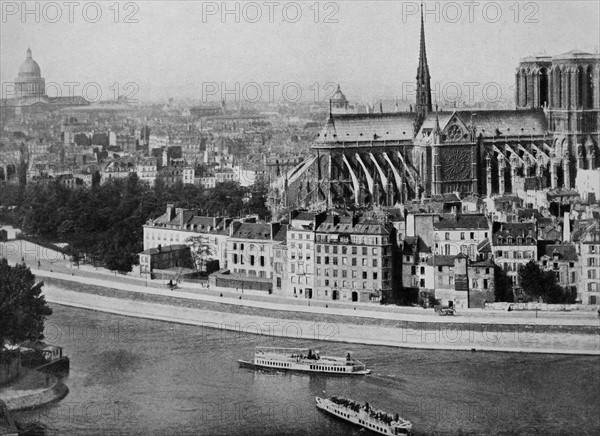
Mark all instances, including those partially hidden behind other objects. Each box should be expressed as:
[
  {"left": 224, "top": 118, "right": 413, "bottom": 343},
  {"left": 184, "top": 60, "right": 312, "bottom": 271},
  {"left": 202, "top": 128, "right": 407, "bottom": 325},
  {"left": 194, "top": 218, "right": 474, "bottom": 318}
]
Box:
[
  {"left": 43, "top": 282, "right": 600, "bottom": 355},
  {"left": 2, "top": 376, "right": 69, "bottom": 412}
]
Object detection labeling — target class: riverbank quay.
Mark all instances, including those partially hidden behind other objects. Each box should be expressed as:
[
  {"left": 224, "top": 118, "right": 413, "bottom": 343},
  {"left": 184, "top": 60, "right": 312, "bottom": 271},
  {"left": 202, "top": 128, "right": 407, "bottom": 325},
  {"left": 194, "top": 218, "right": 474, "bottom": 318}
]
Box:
[
  {"left": 0, "top": 367, "right": 68, "bottom": 412},
  {"left": 37, "top": 274, "right": 599, "bottom": 355},
  {"left": 3, "top": 239, "right": 599, "bottom": 320},
  {"left": 2, "top": 241, "right": 599, "bottom": 354}
]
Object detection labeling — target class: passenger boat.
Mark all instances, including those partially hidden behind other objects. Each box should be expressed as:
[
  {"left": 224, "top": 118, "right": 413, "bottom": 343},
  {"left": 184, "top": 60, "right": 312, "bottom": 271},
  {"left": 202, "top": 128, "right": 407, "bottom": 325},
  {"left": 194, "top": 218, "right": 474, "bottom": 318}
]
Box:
[
  {"left": 315, "top": 396, "right": 413, "bottom": 435},
  {"left": 238, "top": 347, "right": 371, "bottom": 375}
]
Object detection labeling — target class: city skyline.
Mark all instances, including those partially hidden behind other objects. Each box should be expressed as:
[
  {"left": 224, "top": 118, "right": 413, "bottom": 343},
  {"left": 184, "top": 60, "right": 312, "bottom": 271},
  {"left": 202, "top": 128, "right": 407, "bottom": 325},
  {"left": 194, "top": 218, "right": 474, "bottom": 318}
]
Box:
[{"left": 1, "top": 1, "right": 599, "bottom": 103}]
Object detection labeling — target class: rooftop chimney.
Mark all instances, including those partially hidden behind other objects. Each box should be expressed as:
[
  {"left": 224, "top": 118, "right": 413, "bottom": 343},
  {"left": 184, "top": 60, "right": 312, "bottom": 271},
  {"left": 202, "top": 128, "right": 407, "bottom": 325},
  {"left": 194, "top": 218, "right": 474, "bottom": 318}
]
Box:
[
  {"left": 563, "top": 211, "right": 571, "bottom": 241},
  {"left": 176, "top": 208, "right": 184, "bottom": 227},
  {"left": 166, "top": 203, "right": 175, "bottom": 221}
]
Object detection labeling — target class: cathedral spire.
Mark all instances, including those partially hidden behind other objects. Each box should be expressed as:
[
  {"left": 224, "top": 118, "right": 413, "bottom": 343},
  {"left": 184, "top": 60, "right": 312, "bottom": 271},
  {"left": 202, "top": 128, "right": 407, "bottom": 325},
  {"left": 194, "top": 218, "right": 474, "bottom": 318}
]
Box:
[{"left": 416, "top": 2, "right": 432, "bottom": 117}]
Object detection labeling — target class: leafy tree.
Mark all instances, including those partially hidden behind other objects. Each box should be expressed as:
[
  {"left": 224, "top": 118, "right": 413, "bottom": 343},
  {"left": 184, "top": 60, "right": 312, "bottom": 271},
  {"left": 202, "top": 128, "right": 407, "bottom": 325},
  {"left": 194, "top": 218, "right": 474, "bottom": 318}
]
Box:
[
  {"left": 0, "top": 259, "right": 52, "bottom": 346},
  {"left": 91, "top": 170, "right": 101, "bottom": 187},
  {"left": 494, "top": 266, "right": 514, "bottom": 302},
  {"left": 518, "top": 260, "right": 568, "bottom": 304},
  {"left": 186, "top": 235, "right": 215, "bottom": 272},
  {"left": 245, "top": 179, "right": 270, "bottom": 221},
  {"left": 11, "top": 173, "right": 273, "bottom": 273}
]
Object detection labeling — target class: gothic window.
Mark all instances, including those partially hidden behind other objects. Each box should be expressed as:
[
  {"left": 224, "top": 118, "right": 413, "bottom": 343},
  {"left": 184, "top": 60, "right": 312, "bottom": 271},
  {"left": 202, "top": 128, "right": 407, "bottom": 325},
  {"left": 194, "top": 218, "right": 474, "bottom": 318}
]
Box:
[{"left": 447, "top": 125, "right": 463, "bottom": 142}]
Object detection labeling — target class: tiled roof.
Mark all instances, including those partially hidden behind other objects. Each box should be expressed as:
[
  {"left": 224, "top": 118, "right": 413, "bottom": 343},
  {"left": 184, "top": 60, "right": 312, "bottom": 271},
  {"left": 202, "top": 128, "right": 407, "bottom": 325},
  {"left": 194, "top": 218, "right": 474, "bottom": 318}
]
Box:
[
  {"left": 427, "top": 255, "right": 456, "bottom": 266},
  {"left": 316, "top": 112, "right": 415, "bottom": 143},
  {"left": 169, "top": 210, "right": 196, "bottom": 227},
  {"left": 434, "top": 214, "right": 489, "bottom": 230},
  {"left": 187, "top": 216, "right": 230, "bottom": 234},
  {"left": 416, "top": 112, "right": 454, "bottom": 137},
  {"left": 231, "top": 222, "right": 273, "bottom": 240},
  {"left": 316, "top": 220, "right": 389, "bottom": 235},
  {"left": 456, "top": 109, "right": 547, "bottom": 137},
  {"left": 470, "top": 260, "right": 495, "bottom": 268},
  {"left": 492, "top": 222, "right": 537, "bottom": 243},
  {"left": 477, "top": 238, "right": 492, "bottom": 253},
  {"left": 403, "top": 235, "right": 432, "bottom": 254},
  {"left": 431, "top": 193, "right": 461, "bottom": 203},
  {"left": 542, "top": 244, "right": 578, "bottom": 261}
]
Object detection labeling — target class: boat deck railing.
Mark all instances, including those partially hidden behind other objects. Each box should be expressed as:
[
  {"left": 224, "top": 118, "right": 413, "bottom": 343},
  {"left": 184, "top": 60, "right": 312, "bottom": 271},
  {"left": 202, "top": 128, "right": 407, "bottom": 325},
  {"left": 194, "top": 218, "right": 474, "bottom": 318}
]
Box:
[{"left": 327, "top": 397, "right": 409, "bottom": 427}]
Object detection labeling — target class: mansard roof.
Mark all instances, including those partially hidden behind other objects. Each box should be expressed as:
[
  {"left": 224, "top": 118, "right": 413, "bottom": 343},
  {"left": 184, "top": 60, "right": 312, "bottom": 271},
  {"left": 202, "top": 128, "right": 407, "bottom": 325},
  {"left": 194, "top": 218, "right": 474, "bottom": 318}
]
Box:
[
  {"left": 230, "top": 222, "right": 287, "bottom": 242},
  {"left": 492, "top": 222, "right": 537, "bottom": 243},
  {"left": 541, "top": 244, "right": 578, "bottom": 261}
]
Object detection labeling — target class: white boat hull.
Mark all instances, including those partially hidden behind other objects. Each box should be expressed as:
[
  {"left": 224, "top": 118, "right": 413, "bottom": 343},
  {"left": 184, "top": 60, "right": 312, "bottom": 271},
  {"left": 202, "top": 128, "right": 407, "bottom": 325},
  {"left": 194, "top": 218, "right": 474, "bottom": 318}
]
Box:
[
  {"left": 238, "top": 359, "right": 371, "bottom": 375},
  {"left": 315, "top": 396, "right": 412, "bottom": 435}
]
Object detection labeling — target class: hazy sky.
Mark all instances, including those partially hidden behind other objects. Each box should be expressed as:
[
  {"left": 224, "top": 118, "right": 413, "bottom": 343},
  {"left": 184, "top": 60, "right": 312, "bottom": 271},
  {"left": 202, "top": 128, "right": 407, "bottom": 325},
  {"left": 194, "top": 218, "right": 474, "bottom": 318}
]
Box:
[{"left": 1, "top": 1, "right": 599, "bottom": 105}]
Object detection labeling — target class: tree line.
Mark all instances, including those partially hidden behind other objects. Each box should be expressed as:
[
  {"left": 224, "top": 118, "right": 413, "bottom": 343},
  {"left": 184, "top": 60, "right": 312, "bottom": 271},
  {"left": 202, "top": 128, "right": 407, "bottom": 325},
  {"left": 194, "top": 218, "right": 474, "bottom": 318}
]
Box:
[{"left": 0, "top": 174, "right": 270, "bottom": 273}]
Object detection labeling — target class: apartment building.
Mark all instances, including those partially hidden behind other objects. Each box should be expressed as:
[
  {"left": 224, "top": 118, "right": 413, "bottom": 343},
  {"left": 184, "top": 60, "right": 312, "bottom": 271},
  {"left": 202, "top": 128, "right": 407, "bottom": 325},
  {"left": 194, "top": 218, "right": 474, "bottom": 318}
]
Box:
[{"left": 312, "top": 215, "right": 395, "bottom": 303}]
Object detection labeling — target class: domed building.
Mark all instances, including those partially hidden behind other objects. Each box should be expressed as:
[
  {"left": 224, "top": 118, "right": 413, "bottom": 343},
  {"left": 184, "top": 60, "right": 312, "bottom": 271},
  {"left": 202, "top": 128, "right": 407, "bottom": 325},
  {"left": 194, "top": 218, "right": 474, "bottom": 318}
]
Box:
[
  {"left": 14, "top": 48, "right": 46, "bottom": 99},
  {"left": 2, "top": 47, "right": 89, "bottom": 117},
  {"left": 330, "top": 84, "right": 359, "bottom": 115}
]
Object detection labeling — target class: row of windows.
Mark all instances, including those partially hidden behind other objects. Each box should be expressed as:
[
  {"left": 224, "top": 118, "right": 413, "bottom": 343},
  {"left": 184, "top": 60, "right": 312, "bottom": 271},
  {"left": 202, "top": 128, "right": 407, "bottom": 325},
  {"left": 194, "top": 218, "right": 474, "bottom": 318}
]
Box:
[
  {"left": 257, "top": 359, "right": 290, "bottom": 368},
  {"left": 542, "top": 260, "right": 576, "bottom": 269},
  {"left": 411, "top": 266, "right": 491, "bottom": 275},
  {"left": 316, "top": 245, "right": 380, "bottom": 255},
  {"left": 232, "top": 254, "right": 267, "bottom": 267},
  {"left": 356, "top": 417, "right": 390, "bottom": 434},
  {"left": 232, "top": 243, "right": 266, "bottom": 252},
  {"left": 289, "top": 233, "right": 311, "bottom": 240},
  {"left": 441, "top": 231, "right": 488, "bottom": 240},
  {"left": 316, "top": 235, "right": 386, "bottom": 245},
  {"left": 147, "top": 232, "right": 182, "bottom": 243},
  {"left": 316, "top": 256, "right": 387, "bottom": 267},
  {"left": 496, "top": 237, "right": 535, "bottom": 245},
  {"left": 310, "top": 365, "right": 346, "bottom": 372},
  {"left": 289, "top": 276, "right": 311, "bottom": 284},
  {"left": 316, "top": 269, "right": 378, "bottom": 280},
  {"left": 319, "top": 278, "right": 389, "bottom": 288},
  {"left": 496, "top": 250, "right": 534, "bottom": 259},
  {"left": 233, "top": 268, "right": 270, "bottom": 279},
  {"left": 289, "top": 243, "right": 312, "bottom": 250},
  {"left": 289, "top": 253, "right": 312, "bottom": 261}
]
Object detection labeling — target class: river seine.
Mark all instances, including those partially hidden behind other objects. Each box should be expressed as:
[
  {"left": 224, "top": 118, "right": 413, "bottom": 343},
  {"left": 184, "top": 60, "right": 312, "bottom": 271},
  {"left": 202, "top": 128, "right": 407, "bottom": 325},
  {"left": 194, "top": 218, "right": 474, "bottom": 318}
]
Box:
[{"left": 13, "top": 304, "right": 600, "bottom": 435}]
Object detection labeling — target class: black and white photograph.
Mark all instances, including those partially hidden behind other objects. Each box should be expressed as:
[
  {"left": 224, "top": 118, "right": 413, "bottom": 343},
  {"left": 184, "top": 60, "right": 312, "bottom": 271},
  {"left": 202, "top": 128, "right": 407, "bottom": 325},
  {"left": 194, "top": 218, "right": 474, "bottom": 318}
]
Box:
[{"left": 1, "top": 1, "right": 599, "bottom": 435}]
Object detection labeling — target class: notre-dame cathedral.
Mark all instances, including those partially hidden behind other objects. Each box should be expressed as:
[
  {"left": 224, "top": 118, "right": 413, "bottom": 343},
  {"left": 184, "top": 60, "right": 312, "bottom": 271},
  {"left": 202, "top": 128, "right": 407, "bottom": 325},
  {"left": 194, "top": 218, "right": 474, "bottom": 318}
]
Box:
[{"left": 270, "top": 7, "right": 600, "bottom": 212}]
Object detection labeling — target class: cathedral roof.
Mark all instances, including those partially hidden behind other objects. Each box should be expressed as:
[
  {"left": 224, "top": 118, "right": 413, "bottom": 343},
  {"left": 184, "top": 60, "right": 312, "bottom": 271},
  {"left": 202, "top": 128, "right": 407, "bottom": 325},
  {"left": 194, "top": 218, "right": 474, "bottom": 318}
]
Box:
[
  {"left": 316, "top": 112, "right": 415, "bottom": 143},
  {"left": 455, "top": 109, "right": 548, "bottom": 137},
  {"left": 553, "top": 49, "right": 599, "bottom": 61},
  {"left": 17, "top": 48, "right": 42, "bottom": 78}
]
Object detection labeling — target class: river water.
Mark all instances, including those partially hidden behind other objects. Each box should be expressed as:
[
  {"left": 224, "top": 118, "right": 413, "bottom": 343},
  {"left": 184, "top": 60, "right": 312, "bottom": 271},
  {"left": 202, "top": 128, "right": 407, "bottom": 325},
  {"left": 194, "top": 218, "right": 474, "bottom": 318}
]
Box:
[{"left": 13, "top": 304, "right": 600, "bottom": 435}]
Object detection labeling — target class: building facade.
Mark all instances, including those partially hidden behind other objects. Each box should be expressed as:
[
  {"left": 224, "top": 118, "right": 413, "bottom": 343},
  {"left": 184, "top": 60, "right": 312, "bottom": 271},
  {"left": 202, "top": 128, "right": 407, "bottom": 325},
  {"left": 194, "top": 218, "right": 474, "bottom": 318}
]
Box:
[{"left": 313, "top": 215, "right": 394, "bottom": 303}]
